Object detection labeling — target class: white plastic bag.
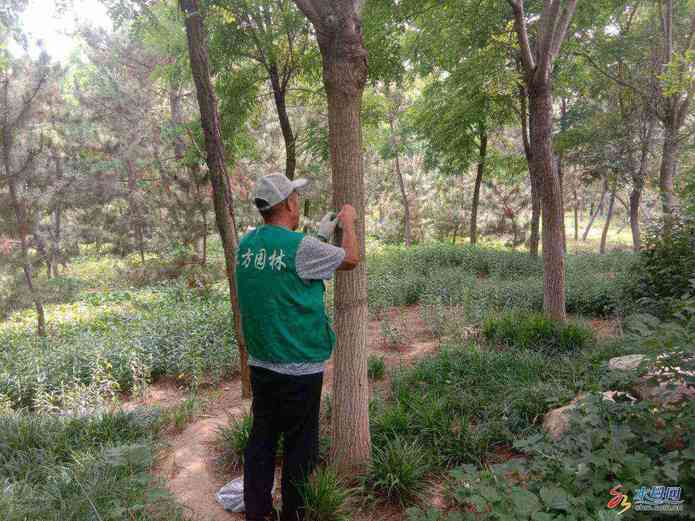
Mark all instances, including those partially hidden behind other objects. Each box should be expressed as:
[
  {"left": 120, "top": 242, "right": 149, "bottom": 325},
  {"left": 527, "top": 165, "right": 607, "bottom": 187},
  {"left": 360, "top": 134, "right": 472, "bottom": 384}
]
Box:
[{"left": 216, "top": 477, "right": 276, "bottom": 513}]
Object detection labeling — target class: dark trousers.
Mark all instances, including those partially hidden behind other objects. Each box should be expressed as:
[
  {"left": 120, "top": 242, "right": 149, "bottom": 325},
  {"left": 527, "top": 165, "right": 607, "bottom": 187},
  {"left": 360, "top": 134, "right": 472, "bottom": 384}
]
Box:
[{"left": 244, "top": 366, "right": 323, "bottom": 521}]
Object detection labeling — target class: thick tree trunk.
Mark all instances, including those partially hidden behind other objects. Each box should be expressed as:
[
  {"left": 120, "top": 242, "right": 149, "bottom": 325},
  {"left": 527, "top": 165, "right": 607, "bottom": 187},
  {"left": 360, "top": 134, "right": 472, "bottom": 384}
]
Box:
[
  {"left": 296, "top": 0, "right": 371, "bottom": 473},
  {"left": 582, "top": 181, "right": 607, "bottom": 241},
  {"left": 180, "top": 0, "right": 250, "bottom": 399},
  {"left": 529, "top": 81, "right": 566, "bottom": 320},
  {"left": 470, "top": 127, "right": 487, "bottom": 245},
  {"left": 269, "top": 65, "right": 296, "bottom": 180},
  {"left": 600, "top": 185, "right": 616, "bottom": 254},
  {"left": 556, "top": 153, "right": 566, "bottom": 253},
  {"left": 629, "top": 187, "right": 641, "bottom": 251}
]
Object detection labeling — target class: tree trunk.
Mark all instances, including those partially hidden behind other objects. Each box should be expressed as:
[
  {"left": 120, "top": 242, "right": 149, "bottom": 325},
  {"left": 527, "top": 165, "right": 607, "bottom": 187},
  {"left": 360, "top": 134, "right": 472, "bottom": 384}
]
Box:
[
  {"left": 180, "top": 0, "right": 250, "bottom": 399},
  {"left": 452, "top": 222, "right": 459, "bottom": 244},
  {"left": 582, "top": 181, "right": 607, "bottom": 241},
  {"left": 7, "top": 178, "right": 46, "bottom": 336},
  {"left": 269, "top": 64, "right": 296, "bottom": 180},
  {"left": 556, "top": 153, "right": 566, "bottom": 253},
  {"left": 389, "top": 116, "right": 411, "bottom": 246},
  {"left": 573, "top": 186, "right": 579, "bottom": 242},
  {"left": 659, "top": 123, "right": 678, "bottom": 229},
  {"left": 470, "top": 126, "right": 487, "bottom": 245},
  {"left": 125, "top": 159, "right": 146, "bottom": 263},
  {"left": 294, "top": 0, "right": 371, "bottom": 473},
  {"left": 529, "top": 81, "right": 566, "bottom": 320},
  {"left": 600, "top": 184, "right": 616, "bottom": 254},
  {"left": 519, "top": 85, "right": 540, "bottom": 257}
]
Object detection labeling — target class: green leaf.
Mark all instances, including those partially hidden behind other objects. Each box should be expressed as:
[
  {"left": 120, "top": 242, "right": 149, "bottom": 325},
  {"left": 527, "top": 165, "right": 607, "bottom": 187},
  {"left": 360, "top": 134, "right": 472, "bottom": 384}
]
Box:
[
  {"left": 511, "top": 487, "right": 542, "bottom": 516},
  {"left": 540, "top": 485, "right": 571, "bottom": 511}
]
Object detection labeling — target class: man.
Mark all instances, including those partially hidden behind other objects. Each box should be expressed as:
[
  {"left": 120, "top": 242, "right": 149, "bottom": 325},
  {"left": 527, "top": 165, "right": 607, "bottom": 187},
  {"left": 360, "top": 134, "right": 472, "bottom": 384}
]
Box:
[{"left": 235, "top": 173, "right": 360, "bottom": 521}]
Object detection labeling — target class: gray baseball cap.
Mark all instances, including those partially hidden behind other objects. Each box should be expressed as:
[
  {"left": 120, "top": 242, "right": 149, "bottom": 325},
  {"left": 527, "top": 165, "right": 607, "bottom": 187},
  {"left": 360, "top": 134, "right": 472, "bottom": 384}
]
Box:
[{"left": 253, "top": 173, "right": 309, "bottom": 211}]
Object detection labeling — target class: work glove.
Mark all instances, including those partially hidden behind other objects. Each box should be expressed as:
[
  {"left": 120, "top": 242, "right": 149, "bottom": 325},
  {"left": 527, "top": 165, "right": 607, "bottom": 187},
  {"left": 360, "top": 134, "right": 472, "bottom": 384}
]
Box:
[{"left": 317, "top": 212, "right": 338, "bottom": 242}]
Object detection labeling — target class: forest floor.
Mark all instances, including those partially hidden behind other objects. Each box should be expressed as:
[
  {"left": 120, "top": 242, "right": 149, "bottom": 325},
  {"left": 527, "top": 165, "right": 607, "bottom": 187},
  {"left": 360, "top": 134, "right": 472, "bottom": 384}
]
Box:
[{"left": 129, "top": 305, "right": 438, "bottom": 521}]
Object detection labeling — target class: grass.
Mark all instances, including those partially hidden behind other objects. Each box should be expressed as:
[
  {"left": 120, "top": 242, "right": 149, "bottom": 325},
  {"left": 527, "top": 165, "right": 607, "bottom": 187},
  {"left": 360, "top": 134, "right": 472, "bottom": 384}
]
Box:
[
  {"left": 216, "top": 413, "right": 253, "bottom": 472},
  {"left": 301, "top": 466, "right": 353, "bottom": 521},
  {"left": 367, "top": 355, "right": 386, "bottom": 381},
  {"left": 483, "top": 311, "right": 594, "bottom": 355},
  {"left": 0, "top": 409, "right": 182, "bottom": 521}
]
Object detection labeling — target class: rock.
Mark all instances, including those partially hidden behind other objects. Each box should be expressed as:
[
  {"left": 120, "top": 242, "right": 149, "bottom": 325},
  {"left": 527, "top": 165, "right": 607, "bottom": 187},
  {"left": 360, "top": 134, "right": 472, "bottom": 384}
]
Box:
[
  {"left": 608, "top": 353, "right": 695, "bottom": 406},
  {"left": 608, "top": 354, "right": 646, "bottom": 371},
  {"left": 543, "top": 391, "right": 636, "bottom": 440}
]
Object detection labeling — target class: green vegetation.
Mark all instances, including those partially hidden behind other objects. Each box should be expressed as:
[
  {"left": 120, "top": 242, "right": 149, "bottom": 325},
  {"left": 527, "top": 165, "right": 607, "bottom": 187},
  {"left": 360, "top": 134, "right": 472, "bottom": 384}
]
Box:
[
  {"left": 0, "top": 409, "right": 182, "bottom": 521},
  {"left": 216, "top": 413, "right": 253, "bottom": 472},
  {"left": 301, "top": 467, "right": 352, "bottom": 521},
  {"left": 483, "top": 312, "right": 593, "bottom": 355},
  {"left": 0, "top": 279, "right": 239, "bottom": 411},
  {"left": 367, "top": 355, "right": 386, "bottom": 381}
]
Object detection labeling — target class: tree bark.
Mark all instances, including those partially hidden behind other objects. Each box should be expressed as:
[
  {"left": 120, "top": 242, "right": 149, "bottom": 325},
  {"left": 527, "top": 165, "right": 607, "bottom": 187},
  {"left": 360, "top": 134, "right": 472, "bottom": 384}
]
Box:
[
  {"left": 573, "top": 186, "right": 579, "bottom": 242},
  {"left": 529, "top": 81, "right": 566, "bottom": 320},
  {"left": 519, "top": 84, "right": 540, "bottom": 257},
  {"left": 600, "top": 183, "right": 616, "bottom": 254},
  {"left": 470, "top": 125, "right": 487, "bottom": 245},
  {"left": 629, "top": 115, "right": 655, "bottom": 251},
  {"left": 269, "top": 64, "right": 296, "bottom": 180},
  {"left": 293, "top": 0, "right": 371, "bottom": 473},
  {"left": 180, "top": 0, "right": 250, "bottom": 399}
]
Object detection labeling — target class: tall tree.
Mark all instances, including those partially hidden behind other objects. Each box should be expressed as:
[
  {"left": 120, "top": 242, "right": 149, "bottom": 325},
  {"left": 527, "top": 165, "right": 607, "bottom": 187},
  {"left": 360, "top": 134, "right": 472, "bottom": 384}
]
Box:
[
  {"left": 292, "top": 0, "right": 371, "bottom": 473},
  {"left": 0, "top": 52, "right": 55, "bottom": 337},
  {"left": 179, "top": 0, "right": 251, "bottom": 399},
  {"left": 508, "top": 0, "right": 578, "bottom": 320},
  {"left": 654, "top": 0, "right": 695, "bottom": 227}
]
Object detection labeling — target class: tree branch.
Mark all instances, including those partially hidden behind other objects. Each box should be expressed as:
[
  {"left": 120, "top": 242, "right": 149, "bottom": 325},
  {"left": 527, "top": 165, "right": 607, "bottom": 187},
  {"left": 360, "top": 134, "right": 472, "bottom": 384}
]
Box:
[
  {"left": 549, "top": 0, "right": 578, "bottom": 59},
  {"left": 507, "top": 0, "right": 536, "bottom": 73}
]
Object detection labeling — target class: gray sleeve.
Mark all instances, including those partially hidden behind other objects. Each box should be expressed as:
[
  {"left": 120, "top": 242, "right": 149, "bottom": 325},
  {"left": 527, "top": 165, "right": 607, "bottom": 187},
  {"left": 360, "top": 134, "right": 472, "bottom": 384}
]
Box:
[{"left": 296, "top": 236, "right": 346, "bottom": 280}]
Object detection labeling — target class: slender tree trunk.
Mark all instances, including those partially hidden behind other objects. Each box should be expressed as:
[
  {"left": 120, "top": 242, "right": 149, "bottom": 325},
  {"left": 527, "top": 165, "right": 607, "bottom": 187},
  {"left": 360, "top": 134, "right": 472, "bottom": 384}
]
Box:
[
  {"left": 269, "top": 65, "right": 296, "bottom": 180},
  {"left": 180, "top": 0, "right": 250, "bottom": 399},
  {"left": 7, "top": 178, "right": 46, "bottom": 336},
  {"left": 600, "top": 184, "right": 616, "bottom": 254},
  {"left": 470, "top": 126, "right": 487, "bottom": 245},
  {"left": 125, "top": 159, "right": 146, "bottom": 263},
  {"left": 529, "top": 81, "right": 566, "bottom": 320},
  {"left": 389, "top": 117, "right": 411, "bottom": 246},
  {"left": 573, "top": 186, "right": 579, "bottom": 242},
  {"left": 519, "top": 85, "right": 540, "bottom": 257},
  {"left": 582, "top": 180, "right": 607, "bottom": 241},
  {"left": 630, "top": 115, "right": 656, "bottom": 251},
  {"left": 452, "top": 222, "right": 459, "bottom": 244}
]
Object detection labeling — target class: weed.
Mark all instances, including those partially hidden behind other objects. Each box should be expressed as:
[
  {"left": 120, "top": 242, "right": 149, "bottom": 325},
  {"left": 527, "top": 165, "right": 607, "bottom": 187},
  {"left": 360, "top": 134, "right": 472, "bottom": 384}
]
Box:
[
  {"left": 217, "top": 414, "right": 253, "bottom": 472},
  {"left": 301, "top": 466, "right": 352, "bottom": 521},
  {"left": 367, "top": 355, "right": 386, "bottom": 381},
  {"left": 360, "top": 436, "right": 429, "bottom": 507}
]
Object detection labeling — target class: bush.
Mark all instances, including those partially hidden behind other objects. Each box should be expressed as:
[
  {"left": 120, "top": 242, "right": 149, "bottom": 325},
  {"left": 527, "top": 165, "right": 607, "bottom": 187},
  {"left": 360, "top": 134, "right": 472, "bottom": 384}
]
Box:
[
  {"left": 301, "top": 466, "right": 352, "bottom": 521},
  {"left": 361, "top": 436, "right": 429, "bottom": 507},
  {"left": 624, "top": 215, "right": 695, "bottom": 318},
  {"left": 367, "top": 355, "right": 386, "bottom": 381},
  {"left": 482, "top": 312, "right": 594, "bottom": 355}
]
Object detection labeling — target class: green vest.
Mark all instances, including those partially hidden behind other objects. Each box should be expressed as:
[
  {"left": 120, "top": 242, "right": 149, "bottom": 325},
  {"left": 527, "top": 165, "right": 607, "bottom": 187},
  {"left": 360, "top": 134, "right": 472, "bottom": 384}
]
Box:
[{"left": 235, "top": 224, "right": 336, "bottom": 363}]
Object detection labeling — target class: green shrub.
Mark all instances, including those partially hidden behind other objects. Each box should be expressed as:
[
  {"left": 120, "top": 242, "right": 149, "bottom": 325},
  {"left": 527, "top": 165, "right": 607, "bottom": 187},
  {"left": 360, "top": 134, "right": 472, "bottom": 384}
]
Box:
[
  {"left": 301, "top": 466, "right": 352, "bottom": 521},
  {"left": 367, "top": 355, "right": 386, "bottom": 381},
  {"left": 361, "top": 436, "right": 429, "bottom": 507},
  {"left": 624, "top": 215, "right": 695, "bottom": 318},
  {"left": 483, "top": 312, "right": 594, "bottom": 355}
]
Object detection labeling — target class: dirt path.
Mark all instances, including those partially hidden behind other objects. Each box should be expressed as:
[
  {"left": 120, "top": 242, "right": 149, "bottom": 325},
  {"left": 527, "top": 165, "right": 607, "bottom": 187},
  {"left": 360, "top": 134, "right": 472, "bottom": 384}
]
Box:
[{"left": 139, "top": 305, "right": 438, "bottom": 521}]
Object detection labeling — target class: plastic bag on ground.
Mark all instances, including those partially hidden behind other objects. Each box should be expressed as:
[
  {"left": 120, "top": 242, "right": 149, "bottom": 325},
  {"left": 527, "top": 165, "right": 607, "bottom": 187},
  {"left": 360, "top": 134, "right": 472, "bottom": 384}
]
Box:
[{"left": 216, "top": 477, "right": 276, "bottom": 513}]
